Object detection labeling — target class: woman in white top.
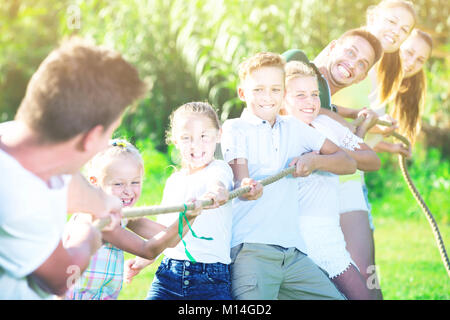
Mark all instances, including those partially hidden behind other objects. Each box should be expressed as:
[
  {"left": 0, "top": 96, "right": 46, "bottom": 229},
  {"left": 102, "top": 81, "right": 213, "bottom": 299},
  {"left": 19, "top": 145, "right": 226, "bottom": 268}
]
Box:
[{"left": 283, "top": 61, "right": 380, "bottom": 299}]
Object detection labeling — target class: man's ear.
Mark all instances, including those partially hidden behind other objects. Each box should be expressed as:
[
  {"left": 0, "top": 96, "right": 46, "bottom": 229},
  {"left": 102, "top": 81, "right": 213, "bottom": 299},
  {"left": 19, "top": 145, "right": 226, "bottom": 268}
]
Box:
[
  {"left": 79, "top": 124, "right": 105, "bottom": 152},
  {"left": 327, "top": 40, "right": 337, "bottom": 55},
  {"left": 237, "top": 85, "right": 246, "bottom": 102},
  {"left": 89, "top": 176, "right": 98, "bottom": 186}
]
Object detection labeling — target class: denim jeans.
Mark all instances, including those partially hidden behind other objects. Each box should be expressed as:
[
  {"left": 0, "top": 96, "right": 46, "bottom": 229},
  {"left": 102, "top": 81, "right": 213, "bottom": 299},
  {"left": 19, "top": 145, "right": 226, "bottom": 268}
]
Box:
[{"left": 146, "top": 257, "right": 232, "bottom": 300}]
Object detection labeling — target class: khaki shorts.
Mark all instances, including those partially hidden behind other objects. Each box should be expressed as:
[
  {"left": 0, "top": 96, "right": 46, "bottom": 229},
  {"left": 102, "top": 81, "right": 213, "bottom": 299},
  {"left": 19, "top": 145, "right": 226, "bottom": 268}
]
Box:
[{"left": 230, "top": 243, "right": 345, "bottom": 300}]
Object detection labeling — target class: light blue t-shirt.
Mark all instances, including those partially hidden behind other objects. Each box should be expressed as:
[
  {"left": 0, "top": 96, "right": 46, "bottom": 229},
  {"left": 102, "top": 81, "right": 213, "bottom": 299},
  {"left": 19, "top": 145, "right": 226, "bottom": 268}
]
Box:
[{"left": 221, "top": 109, "right": 326, "bottom": 251}]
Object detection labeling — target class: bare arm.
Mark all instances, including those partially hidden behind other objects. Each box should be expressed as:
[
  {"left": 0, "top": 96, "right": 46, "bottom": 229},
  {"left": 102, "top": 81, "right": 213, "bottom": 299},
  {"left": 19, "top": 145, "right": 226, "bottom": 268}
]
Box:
[
  {"left": 103, "top": 214, "right": 197, "bottom": 260},
  {"left": 334, "top": 105, "right": 361, "bottom": 119},
  {"left": 30, "top": 223, "right": 101, "bottom": 296},
  {"left": 290, "top": 139, "right": 356, "bottom": 177},
  {"left": 373, "top": 141, "right": 412, "bottom": 158},
  {"left": 343, "top": 142, "right": 381, "bottom": 172},
  {"left": 126, "top": 217, "right": 165, "bottom": 239},
  {"left": 318, "top": 139, "right": 357, "bottom": 174}
]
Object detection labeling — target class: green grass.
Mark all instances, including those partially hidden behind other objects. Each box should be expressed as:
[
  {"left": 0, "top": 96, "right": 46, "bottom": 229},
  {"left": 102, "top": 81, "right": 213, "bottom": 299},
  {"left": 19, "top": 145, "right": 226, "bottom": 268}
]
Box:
[
  {"left": 374, "top": 217, "right": 449, "bottom": 300},
  {"left": 117, "top": 216, "right": 449, "bottom": 300}
]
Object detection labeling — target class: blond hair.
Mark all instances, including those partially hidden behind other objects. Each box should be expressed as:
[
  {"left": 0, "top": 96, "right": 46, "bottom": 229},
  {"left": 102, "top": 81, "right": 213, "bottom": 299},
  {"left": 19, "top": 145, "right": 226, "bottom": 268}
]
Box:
[
  {"left": 238, "top": 52, "right": 286, "bottom": 81},
  {"left": 85, "top": 138, "right": 143, "bottom": 178},
  {"left": 367, "top": 0, "right": 417, "bottom": 104},
  {"left": 285, "top": 61, "right": 317, "bottom": 84},
  {"left": 391, "top": 29, "right": 432, "bottom": 145}
]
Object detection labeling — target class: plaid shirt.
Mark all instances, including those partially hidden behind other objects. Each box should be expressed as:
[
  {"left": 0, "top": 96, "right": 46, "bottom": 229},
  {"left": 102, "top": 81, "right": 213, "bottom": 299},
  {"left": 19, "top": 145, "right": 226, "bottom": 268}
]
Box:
[{"left": 65, "top": 242, "right": 124, "bottom": 300}]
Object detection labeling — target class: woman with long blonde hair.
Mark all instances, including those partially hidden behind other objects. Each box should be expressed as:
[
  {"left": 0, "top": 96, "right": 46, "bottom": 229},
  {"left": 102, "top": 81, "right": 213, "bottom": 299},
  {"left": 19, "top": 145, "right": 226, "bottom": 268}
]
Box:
[
  {"left": 332, "top": 0, "right": 419, "bottom": 300},
  {"left": 378, "top": 28, "right": 433, "bottom": 150}
]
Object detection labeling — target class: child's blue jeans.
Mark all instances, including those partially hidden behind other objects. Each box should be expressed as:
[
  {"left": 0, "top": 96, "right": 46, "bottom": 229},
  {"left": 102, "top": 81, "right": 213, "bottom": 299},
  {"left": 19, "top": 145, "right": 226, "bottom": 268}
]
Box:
[{"left": 146, "top": 257, "right": 232, "bottom": 300}]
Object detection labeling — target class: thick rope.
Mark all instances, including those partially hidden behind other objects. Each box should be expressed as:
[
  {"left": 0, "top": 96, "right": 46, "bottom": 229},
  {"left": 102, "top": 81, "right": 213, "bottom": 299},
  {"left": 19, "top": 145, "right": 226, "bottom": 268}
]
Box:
[
  {"left": 397, "top": 153, "right": 450, "bottom": 276},
  {"left": 353, "top": 115, "right": 449, "bottom": 277}
]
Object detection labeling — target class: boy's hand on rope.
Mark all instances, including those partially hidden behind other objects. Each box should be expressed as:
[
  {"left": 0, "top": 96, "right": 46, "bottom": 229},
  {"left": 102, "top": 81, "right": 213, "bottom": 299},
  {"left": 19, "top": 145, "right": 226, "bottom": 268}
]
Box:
[
  {"left": 239, "top": 178, "right": 263, "bottom": 201},
  {"left": 290, "top": 151, "right": 319, "bottom": 177}
]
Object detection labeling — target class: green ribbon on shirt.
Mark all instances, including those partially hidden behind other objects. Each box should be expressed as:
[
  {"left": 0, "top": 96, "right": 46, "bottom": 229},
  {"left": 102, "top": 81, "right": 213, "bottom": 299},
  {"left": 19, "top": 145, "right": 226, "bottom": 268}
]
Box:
[{"left": 178, "top": 204, "right": 213, "bottom": 264}]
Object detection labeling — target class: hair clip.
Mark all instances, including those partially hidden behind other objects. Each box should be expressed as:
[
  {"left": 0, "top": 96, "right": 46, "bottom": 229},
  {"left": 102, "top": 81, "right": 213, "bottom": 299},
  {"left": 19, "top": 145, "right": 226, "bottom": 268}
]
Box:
[{"left": 111, "top": 141, "right": 127, "bottom": 148}]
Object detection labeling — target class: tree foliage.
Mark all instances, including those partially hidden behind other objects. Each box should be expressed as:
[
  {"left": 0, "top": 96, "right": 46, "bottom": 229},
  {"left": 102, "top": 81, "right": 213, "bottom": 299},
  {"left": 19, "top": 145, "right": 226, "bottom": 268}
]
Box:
[{"left": 1, "top": 0, "right": 448, "bottom": 151}]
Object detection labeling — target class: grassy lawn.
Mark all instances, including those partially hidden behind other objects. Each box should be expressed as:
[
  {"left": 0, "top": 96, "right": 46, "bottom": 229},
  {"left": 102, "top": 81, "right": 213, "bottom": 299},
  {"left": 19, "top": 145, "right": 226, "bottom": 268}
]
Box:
[
  {"left": 118, "top": 216, "right": 449, "bottom": 300},
  {"left": 374, "top": 217, "right": 449, "bottom": 299}
]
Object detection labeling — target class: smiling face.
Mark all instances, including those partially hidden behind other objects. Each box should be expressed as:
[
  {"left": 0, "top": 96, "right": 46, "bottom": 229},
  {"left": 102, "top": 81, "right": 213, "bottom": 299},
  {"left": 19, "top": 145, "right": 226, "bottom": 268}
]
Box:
[
  {"left": 367, "top": 5, "right": 415, "bottom": 53},
  {"left": 400, "top": 34, "right": 431, "bottom": 79},
  {"left": 285, "top": 76, "right": 320, "bottom": 125},
  {"left": 238, "top": 66, "right": 285, "bottom": 126},
  {"left": 172, "top": 115, "right": 220, "bottom": 174},
  {"left": 327, "top": 36, "right": 376, "bottom": 87},
  {"left": 100, "top": 155, "right": 143, "bottom": 207}
]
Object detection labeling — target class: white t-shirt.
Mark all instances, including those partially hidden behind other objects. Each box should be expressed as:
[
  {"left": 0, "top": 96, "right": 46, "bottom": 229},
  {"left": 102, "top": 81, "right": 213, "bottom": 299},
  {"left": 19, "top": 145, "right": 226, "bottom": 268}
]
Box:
[
  {"left": 296, "top": 115, "right": 364, "bottom": 218},
  {"left": 0, "top": 147, "right": 71, "bottom": 299},
  {"left": 157, "top": 160, "right": 234, "bottom": 264},
  {"left": 221, "top": 109, "right": 326, "bottom": 251}
]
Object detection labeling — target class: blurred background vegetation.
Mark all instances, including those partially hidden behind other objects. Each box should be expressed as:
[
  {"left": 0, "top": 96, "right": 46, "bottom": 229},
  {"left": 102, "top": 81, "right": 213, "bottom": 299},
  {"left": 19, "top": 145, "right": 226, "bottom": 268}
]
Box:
[
  {"left": 1, "top": 0, "right": 448, "bottom": 299},
  {"left": 1, "top": 0, "right": 448, "bottom": 150}
]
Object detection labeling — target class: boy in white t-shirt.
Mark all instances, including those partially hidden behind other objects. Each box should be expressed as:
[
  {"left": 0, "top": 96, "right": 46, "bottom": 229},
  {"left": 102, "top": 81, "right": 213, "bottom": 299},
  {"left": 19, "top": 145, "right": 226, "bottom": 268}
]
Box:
[
  {"left": 221, "top": 52, "right": 357, "bottom": 300},
  {"left": 0, "top": 37, "right": 146, "bottom": 299}
]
